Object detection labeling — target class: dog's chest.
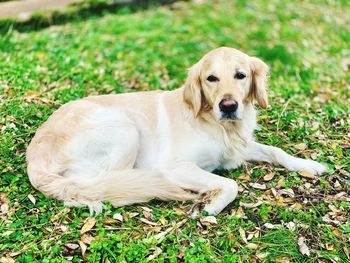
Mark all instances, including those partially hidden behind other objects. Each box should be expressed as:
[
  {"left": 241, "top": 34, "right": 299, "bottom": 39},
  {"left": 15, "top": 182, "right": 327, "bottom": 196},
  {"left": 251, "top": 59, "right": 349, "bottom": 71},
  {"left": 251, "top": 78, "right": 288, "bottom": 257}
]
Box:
[
  {"left": 189, "top": 137, "right": 226, "bottom": 171},
  {"left": 175, "top": 128, "right": 249, "bottom": 172},
  {"left": 190, "top": 124, "right": 252, "bottom": 171}
]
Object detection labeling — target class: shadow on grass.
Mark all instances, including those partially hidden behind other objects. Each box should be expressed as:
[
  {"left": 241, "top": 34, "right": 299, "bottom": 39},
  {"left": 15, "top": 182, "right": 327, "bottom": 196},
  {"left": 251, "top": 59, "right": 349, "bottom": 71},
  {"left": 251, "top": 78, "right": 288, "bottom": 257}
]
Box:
[{"left": 0, "top": 0, "right": 177, "bottom": 34}]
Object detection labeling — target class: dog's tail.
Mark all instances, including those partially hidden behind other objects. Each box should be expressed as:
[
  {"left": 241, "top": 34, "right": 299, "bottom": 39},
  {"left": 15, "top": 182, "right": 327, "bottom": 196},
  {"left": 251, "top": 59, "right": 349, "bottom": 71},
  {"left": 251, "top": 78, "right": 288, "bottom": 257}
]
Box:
[{"left": 27, "top": 166, "right": 197, "bottom": 214}]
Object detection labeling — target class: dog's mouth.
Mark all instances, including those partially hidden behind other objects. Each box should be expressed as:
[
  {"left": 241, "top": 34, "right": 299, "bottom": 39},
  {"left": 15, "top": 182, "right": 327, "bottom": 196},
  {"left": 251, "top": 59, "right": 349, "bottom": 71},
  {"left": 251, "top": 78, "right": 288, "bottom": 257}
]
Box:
[{"left": 220, "top": 112, "right": 240, "bottom": 121}]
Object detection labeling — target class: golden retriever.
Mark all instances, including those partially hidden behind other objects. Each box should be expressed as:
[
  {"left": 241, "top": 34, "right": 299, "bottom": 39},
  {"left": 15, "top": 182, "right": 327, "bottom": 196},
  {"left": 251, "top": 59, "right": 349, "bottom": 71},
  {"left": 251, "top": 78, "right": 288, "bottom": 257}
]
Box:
[{"left": 26, "top": 47, "right": 327, "bottom": 215}]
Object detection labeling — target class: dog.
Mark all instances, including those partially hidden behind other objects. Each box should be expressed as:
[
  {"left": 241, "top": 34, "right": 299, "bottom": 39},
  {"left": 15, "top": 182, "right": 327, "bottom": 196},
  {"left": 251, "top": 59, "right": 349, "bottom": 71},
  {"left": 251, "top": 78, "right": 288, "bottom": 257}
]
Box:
[{"left": 26, "top": 47, "right": 327, "bottom": 215}]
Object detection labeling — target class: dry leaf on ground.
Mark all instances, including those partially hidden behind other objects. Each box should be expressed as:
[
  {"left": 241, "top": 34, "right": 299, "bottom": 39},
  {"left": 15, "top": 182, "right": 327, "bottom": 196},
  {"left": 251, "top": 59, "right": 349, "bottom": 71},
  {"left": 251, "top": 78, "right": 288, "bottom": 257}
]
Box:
[
  {"left": 276, "top": 177, "right": 285, "bottom": 189},
  {"left": 325, "top": 244, "right": 334, "bottom": 251},
  {"left": 1, "top": 203, "right": 9, "bottom": 214},
  {"left": 294, "top": 143, "right": 307, "bottom": 151},
  {"left": 239, "top": 228, "right": 248, "bottom": 244},
  {"left": 278, "top": 189, "right": 295, "bottom": 197},
  {"left": 112, "top": 213, "right": 123, "bottom": 222},
  {"left": 80, "top": 218, "right": 96, "bottom": 235},
  {"left": 154, "top": 219, "right": 188, "bottom": 242},
  {"left": 298, "top": 236, "right": 310, "bottom": 256},
  {"left": 141, "top": 206, "right": 153, "bottom": 221},
  {"left": 275, "top": 256, "right": 292, "bottom": 263},
  {"left": 65, "top": 243, "right": 79, "bottom": 250},
  {"left": 200, "top": 216, "right": 217, "bottom": 226},
  {"left": 264, "top": 223, "right": 280, "bottom": 229},
  {"left": 79, "top": 241, "right": 88, "bottom": 256},
  {"left": 285, "top": 222, "right": 296, "bottom": 231},
  {"left": 81, "top": 234, "right": 94, "bottom": 245},
  {"left": 173, "top": 207, "right": 186, "bottom": 215},
  {"left": 343, "top": 247, "right": 350, "bottom": 259},
  {"left": 249, "top": 183, "right": 267, "bottom": 190},
  {"left": 147, "top": 247, "right": 162, "bottom": 260},
  {"left": 237, "top": 174, "right": 250, "bottom": 182},
  {"left": 263, "top": 172, "right": 275, "bottom": 181},
  {"left": 247, "top": 243, "right": 259, "bottom": 249},
  {"left": 0, "top": 257, "right": 15, "bottom": 263},
  {"left": 299, "top": 171, "right": 317, "bottom": 180},
  {"left": 8, "top": 252, "right": 21, "bottom": 257},
  {"left": 239, "top": 201, "right": 263, "bottom": 209},
  {"left": 140, "top": 218, "right": 158, "bottom": 226},
  {"left": 27, "top": 194, "right": 36, "bottom": 205}
]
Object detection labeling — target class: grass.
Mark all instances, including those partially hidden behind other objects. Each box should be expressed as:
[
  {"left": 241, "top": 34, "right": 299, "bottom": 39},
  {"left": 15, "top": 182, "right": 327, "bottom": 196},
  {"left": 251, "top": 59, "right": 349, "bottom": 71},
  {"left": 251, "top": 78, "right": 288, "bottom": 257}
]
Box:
[{"left": 0, "top": 0, "right": 349, "bottom": 262}]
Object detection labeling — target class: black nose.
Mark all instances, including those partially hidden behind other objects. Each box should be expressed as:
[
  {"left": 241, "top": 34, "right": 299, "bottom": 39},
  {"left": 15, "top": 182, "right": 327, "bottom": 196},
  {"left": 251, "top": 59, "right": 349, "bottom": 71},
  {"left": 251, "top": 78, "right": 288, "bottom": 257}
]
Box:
[{"left": 219, "top": 99, "right": 238, "bottom": 114}]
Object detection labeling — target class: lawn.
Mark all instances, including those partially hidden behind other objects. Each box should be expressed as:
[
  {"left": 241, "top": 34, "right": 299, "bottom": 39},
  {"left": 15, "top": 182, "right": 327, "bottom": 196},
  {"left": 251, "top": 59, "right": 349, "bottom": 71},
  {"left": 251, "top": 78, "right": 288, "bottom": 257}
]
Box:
[{"left": 0, "top": 0, "right": 349, "bottom": 262}]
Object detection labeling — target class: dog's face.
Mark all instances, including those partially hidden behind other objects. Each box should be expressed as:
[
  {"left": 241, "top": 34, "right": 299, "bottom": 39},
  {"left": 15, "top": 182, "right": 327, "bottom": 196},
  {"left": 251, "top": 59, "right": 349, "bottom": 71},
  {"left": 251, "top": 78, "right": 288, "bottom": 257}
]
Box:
[{"left": 183, "top": 47, "right": 269, "bottom": 120}]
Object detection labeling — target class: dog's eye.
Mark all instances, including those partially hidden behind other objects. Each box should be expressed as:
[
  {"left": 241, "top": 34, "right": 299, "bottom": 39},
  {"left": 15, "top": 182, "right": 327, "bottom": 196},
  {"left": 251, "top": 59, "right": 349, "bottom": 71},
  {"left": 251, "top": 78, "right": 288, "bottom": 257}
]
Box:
[
  {"left": 207, "top": 75, "right": 219, "bottom": 82},
  {"left": 234, "top": 72, "right": 246, "bottom": 80}
]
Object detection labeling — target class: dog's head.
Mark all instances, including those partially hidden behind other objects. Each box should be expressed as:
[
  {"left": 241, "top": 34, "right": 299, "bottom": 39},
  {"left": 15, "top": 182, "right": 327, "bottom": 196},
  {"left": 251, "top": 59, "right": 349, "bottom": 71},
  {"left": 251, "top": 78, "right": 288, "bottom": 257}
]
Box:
[{"left": 183, "top": 47, "right": 269, "bottom": 120}]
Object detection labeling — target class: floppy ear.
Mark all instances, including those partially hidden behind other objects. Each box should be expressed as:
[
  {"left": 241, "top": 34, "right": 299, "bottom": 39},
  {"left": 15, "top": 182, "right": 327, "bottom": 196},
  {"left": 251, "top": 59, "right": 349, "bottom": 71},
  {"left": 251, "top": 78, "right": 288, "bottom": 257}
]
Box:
[
  {"left": 183, "top": 62, "right": 203, "bottom": 117},
  {"left": 248, "top": 57, "right": 269, "bottom": 109}
]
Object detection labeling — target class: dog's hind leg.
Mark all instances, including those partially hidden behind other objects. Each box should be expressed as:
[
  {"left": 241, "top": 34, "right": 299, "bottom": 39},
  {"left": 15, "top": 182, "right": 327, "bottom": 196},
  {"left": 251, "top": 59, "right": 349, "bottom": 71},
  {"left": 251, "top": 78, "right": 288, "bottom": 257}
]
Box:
[
  {"left": 161, "top": 163, "right": 238, "bottom": 216},
  {"left": 31, "top": 114, "right": 143, "bottom": 213}
]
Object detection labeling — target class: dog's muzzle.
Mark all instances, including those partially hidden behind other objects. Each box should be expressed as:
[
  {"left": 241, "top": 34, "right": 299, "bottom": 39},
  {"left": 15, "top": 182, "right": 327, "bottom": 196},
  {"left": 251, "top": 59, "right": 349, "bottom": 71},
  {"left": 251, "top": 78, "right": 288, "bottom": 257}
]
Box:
[{"left": 219, "top": 98, "right": 238, "bottom": 120}]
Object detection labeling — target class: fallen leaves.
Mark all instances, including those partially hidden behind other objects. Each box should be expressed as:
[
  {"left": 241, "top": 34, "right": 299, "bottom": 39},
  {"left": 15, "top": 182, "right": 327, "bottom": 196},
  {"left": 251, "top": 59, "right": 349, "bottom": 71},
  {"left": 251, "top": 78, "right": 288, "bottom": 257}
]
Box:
[
  {"left": 263, "top": 172, "right": 275, "bottom": 181},
  {"left": 81, "top": 234, "right": 94, "bottom": 245},
  {"left": 153, "top": 219, "right": 188, "bottom": 242},
  {"left": 140, "top": 218, "right": 159, "bottom": 226},
  {"left": 304, "top": 182, "right": 311, "bottom": 189},
  {"left": 147, "top": 247, "right": 162, "bottom": 260},
  {"left": 237, "top": 174, "right": 250, "bottom": 182},
  {"left": 239, "top": 200, "right": 263, "bottom": 209},
  {"left": 331, "top": 228, "right": 343, "bottom": 239},
  {"left": 344, "top": 247, "right": 350, "bottom": 260},
  {"left": 80, "top": 218, "right": 96, "bottom": 235},
  {"left": 275, "top": 256, "right": 292, "bottom": 262},
  {"left": 289, "top": 202, "right": 303, "bottom": 210},
  {"left": 246, "top": 243, "right": 259, "bottom": 250},
  {"left": 0, "top": 193, "right": 10, "bottom": 215},
  {"left": 8, "top": 251, "right": 21, "bottom": 257},
  {"left": 299, "top": 171, "right": 318, "bottom": 180},
  {"left": 294, "top": 143, "right": 307, "bottom": 151},
  {"left": 173, "top": 207, "right": 186, "bottom": 216},
  {"left": 27, "top": 194, "right": 36, "bottom": 205},
  {"left": 277, "top": 188, "right": 295, "bottom": 198},
  {"left": 112, "top": 213, "right": 123, "bottom": 222},
  {"left": 249, "top": 183, "right": 267, "bottom": 190},
  {"left": 50, "top": 207, "right": 70, "bottom": 222},
  {"left": 256, "top": 252, "right": 269, "bottom": 260},
  {"left": 322, "top": 204, "right": 347, "bottom": 225},
  {"left": 276, "top": 177, "right": 285, "bottom": 189},
  {"left": 298, "top": 236, "right": 310, "bottom": 256},
  {"left": 140, "top": 207, "right": 158, "bottom": 226},
  {"left": 325, "top": 243, "right": 334, "bottom": 251},
  {"left": 1, "top": 203, "right": 9, "bottom": 214},
  {"left": 0, "top": 257, "right": 16, "bottom": 263},
  {"left": 141, "top": 206, "right": 153, "bottom": 219},
  {"left": 239, "top": 228, "right": 248, "bottom": 244},
  {"left": 246, "top": 229, "right": 260, "bottom": 240},
  {"left": 264, "top": 223, "right": 278, "bottom": 229},
  {"left": 65, "top": 243, "right": 79, "bottom": 250},
  {"left": 199, "top": 216, "right": 217, "bottom": 226},
  {"left": 79, "top": 241, "right": 88, "bottom": 256},
  {"left": 285, "top": 222, "right": 296, "bottom": 231},
  {"left": 231, "top": 207, "right": 246, "bottom": 217}
]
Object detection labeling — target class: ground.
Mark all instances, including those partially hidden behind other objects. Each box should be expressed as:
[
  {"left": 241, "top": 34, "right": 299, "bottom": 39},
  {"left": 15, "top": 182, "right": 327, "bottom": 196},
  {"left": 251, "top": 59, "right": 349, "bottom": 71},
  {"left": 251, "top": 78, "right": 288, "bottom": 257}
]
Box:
[{"left": 0, "top": 0, "right": 349, "bottom": 262}]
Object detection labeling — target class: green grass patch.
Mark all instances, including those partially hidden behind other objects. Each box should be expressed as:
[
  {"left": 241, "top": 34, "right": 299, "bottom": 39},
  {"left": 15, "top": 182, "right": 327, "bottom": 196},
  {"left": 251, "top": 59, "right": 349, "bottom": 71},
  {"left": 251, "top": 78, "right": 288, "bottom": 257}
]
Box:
[{"left": 1, "top": 0, "right": 349, "bottom": 262}]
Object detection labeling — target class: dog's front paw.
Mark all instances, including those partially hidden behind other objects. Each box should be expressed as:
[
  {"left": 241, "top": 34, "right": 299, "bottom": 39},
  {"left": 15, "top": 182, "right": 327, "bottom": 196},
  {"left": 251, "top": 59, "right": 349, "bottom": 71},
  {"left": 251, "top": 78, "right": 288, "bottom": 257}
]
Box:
[{"left": 298, "top": 159, "right": 328, "bottom": 175}]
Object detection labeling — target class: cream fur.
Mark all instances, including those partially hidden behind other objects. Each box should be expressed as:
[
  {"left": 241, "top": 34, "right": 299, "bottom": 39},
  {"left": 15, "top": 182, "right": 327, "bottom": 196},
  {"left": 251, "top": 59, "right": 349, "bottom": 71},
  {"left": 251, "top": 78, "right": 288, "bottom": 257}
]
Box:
[{"left": 26, "top": 47, "right": 327, "bottom": 215}]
